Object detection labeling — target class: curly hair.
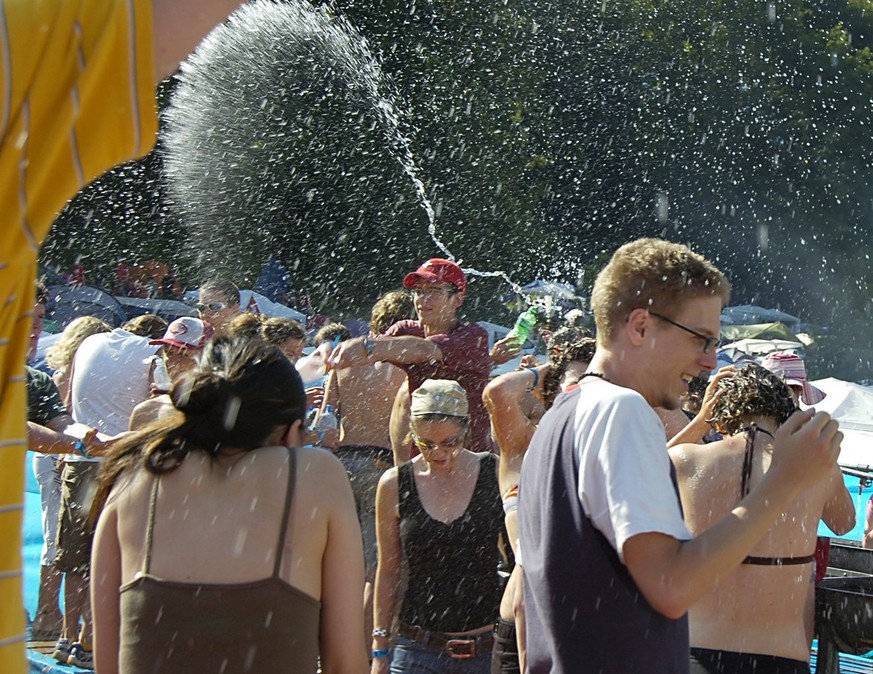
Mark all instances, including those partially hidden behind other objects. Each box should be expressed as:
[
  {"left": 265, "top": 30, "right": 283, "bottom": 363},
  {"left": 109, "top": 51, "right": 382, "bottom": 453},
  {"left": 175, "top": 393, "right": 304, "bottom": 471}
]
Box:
[
  {"left": 547, "top": 325, "right": 593, "bottom": 356},
  {"left": 709, "top": 363, "right": 797, "bottom": 436},
  {"left": 261, "top": 316, "right": 305, "bottom": 345},
  {"left": 591, "top": 238, "right": 730, "bottom": 343},
  {"left": 91, "top": 337, "right": 307, "bottom": 523},
  {"left": 370, "top": 290, "right": 414, "bottom": 336},
  {"left": 45, "top": 316, "right": 112, "bottom": 372},
  {"left": 542, "top": 337, "right": 597, "bottom": 409},
  {"left": 229, "top": 312, "right": 265, "bottom": 341},
  {"left": 313, "top": 322, "right": 351, "bottom": 345}
]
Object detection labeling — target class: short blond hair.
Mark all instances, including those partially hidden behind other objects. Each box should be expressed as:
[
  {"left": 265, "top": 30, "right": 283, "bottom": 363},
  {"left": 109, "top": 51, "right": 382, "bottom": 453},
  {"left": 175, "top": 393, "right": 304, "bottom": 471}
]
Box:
[{"left": 591, "top": 238, "right": 730, "bottom": 343}]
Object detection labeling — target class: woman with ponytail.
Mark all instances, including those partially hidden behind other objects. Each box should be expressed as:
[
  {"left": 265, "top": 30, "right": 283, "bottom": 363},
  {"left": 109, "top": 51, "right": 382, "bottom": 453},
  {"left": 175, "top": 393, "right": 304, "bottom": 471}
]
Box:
[{"left": 90, "top": 337, "right": 368, "bottom": 674}]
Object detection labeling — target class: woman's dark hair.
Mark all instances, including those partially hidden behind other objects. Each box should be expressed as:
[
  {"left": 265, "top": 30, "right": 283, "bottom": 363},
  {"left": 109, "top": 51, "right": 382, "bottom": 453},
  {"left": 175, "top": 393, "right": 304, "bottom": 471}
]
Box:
[
  {"left": 542, "top": 337, "right": 597, "bottom": 409},
  {"left": 709, "top": 363, "right": 798, "bottom": 436},
  {"left": 92, "top": 337, "right": 307, "bottom": 521}
]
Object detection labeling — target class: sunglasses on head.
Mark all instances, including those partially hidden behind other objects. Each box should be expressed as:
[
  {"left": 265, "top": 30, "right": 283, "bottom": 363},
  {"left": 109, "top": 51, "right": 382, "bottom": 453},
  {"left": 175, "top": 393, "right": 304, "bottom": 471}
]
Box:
[{"left": 197, "top": 301, "right": 227, "bottom": 313}]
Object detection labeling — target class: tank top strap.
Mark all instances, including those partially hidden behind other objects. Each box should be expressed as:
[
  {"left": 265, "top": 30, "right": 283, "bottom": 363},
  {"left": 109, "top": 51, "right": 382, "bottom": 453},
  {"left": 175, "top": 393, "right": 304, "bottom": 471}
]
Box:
[
  {"left": 472, "top": 453, "right": 498, "bottom": 504},
  {"left": 397, "top": 461, "right": 418, "bottom": 518},
  {"left": 272, "top": 448, "right": 298, "bottom": 578},
  {"left": 143, "top": 475, "right": 160, "bottom": 574}
]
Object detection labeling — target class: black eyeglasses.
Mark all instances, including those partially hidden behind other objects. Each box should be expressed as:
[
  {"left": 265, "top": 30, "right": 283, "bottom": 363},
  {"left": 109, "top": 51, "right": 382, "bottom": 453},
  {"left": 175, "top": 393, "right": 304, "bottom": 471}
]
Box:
[
  {"left": 197, "top": 301, "right": 227, "bottom": 313},
  {"left": 649, "top": 311, "right": 719, "bottom": 353}
]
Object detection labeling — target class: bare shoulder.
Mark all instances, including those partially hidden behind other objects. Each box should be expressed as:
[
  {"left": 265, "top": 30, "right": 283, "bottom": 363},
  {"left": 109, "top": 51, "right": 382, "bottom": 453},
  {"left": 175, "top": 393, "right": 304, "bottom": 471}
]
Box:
[
  {"left": 668, "top": 441, "right": 708, "bottom": 476},
  {"left": 104, "top": 466, "right": 150, "bottom": 511},
  {"left": 294, "top": 445, "right": 347, "bottom": 478}
]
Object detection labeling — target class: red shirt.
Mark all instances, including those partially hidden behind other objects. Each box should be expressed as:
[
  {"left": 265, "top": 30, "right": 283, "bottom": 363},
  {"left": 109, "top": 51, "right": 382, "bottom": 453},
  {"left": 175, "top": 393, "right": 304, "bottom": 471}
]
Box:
[{"left": 385, "top": 320, "right": 493, "bottom": 453}]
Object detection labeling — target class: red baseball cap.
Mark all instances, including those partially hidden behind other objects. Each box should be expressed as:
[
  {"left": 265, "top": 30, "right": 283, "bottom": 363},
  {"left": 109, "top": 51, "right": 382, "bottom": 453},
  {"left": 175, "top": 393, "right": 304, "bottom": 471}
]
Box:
[{"left": 402, "top": 258, "right": 466, "bottom": 294}]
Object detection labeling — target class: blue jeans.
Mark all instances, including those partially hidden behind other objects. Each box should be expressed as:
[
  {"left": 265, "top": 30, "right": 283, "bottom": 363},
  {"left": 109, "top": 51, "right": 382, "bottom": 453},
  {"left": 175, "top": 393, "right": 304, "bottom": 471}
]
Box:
[{"left": 390, "top": 635, "right": 491, "bottom": 674}]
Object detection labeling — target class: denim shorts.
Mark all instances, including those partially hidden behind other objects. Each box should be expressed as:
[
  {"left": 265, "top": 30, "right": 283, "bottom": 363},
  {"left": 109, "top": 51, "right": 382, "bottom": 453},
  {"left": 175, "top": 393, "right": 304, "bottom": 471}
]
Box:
[{"left": 390, "top": 635, "right": 492, "bottom": 674}]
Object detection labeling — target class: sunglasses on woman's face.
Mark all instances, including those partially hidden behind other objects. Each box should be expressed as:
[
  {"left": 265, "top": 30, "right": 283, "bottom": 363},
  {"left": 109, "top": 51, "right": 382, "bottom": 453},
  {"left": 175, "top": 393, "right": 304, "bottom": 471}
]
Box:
[
  {"left": 412, "top": 433, "right": 464, "bottom": 453},
  {"left": 197, "top": 301, "right": 227, "bottom": 313}
]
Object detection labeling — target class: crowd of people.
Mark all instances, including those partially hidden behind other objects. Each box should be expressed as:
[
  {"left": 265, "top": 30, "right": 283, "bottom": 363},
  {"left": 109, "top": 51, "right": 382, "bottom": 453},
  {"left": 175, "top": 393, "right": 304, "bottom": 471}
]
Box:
[
  {"left": 0, "top": 5, "right": 860, "bottom": 673},
  {"left": 19, "top": 244, "right": 857, "bottom": 674}
]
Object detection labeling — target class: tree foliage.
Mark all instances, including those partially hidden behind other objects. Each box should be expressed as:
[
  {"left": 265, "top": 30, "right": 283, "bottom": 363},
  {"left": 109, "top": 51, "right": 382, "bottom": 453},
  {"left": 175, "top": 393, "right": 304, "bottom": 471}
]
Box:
[{"left": 40, "top": 0, "right": 873, "bottom": 375}]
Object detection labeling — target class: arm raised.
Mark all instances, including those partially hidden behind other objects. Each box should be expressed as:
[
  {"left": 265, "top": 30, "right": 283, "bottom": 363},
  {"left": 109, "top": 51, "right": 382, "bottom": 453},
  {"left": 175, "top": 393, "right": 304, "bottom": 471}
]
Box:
[{"left": 627, "top": 409, "right": 842, "bottom": 619}]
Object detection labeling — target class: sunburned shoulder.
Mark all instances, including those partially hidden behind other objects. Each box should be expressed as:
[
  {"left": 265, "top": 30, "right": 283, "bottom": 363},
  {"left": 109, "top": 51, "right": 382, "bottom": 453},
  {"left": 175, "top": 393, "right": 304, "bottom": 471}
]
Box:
[{"left": 669, "top": 436, "right": 739, "bottom": 473}]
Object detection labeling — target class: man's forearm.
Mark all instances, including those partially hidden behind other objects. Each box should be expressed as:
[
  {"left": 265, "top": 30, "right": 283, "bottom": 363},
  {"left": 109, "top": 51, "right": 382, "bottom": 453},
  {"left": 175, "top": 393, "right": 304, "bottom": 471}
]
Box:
[
  {"left": 27, "top": 422, "right": 79, "bottom": 455},
  {"left": 374, "top": 336, "right": 442, "bottom": 366},
  {"left": 625, "top": 468, "right": 801, "bottom": 619}
]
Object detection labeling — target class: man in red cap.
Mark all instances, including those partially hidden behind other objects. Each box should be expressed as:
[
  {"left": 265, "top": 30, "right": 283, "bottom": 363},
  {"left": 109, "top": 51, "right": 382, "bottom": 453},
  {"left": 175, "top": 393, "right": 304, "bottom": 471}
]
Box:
[{"left": 331, "top": 259, "right": 493, "bottom": 456}]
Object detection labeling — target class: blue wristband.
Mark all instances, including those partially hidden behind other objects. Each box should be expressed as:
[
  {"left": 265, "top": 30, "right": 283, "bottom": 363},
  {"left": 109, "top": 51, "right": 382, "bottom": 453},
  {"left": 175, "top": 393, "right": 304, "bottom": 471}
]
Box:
[
  {"left": 74, "top": 439, "right": 90, "bottom": 458},
  {"left": 526, "top": 366, "right": 540, "bottom": 390},
  {"left": 372, "top": 648, "right": 390, "bottom": 659}
]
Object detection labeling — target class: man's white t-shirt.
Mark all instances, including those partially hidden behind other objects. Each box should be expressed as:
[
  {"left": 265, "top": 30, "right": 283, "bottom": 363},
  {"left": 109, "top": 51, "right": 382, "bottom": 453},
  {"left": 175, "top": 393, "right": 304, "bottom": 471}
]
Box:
[
  {"left": 69, "top": 328, "right": 158, "bottom": 448},
  {"left": 573, "top": 381, "right": 691, "bottom": 560}
]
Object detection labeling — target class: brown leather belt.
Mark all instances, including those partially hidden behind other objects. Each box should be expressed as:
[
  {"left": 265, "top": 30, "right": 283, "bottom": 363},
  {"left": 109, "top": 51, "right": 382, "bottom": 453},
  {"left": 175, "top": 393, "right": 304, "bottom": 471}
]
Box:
[{"left": 398, "top": 621, "right": 494, "bottom": 659}]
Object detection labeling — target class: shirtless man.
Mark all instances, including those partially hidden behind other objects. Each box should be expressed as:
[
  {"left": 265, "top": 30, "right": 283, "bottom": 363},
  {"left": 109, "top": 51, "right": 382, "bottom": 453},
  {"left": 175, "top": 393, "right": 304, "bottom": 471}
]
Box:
[
  {"left": 331, "top": 259, "right": 493, "bottom": 456},
  {"left": 324, "top": 290, "right": 412, "bottom": 645},
  {"left": 128, "top": 317, "right": 212, "bottom": 430},
  {"left": 670, "top": 363, "right": 854, "bottom": 673}
]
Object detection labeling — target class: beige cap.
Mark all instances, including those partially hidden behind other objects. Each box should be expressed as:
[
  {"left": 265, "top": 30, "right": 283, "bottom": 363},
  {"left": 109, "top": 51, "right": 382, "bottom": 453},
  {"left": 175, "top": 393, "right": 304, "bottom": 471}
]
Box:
[{"left": 410, "top": 379, "right": 468, "bottom": 418}]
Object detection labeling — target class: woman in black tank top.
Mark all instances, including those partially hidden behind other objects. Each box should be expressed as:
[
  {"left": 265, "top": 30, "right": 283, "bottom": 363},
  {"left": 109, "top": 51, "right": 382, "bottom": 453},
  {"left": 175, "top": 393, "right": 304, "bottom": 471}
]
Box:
[{"left": 371, "top": 379, "right": 503, "bottom": 673}]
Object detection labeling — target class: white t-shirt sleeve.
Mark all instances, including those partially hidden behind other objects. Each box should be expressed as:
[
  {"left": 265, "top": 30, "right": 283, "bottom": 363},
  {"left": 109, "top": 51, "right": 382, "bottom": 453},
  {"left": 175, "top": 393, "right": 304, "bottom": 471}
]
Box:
[{"left": 576, "top": 386, "right": 691, "bottom": 561}]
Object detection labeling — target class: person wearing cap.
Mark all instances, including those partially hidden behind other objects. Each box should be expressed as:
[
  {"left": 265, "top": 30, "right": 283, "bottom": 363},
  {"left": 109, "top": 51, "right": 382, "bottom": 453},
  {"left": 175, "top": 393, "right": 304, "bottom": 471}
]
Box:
[
  {"left": 371, "top": 379, "right": 503, "bottom": 673},
  {"left": 759, "top": 352, "right": 827, "bottom": 406},
  {"left": 331, "top": 258, "right": 493, "bottom": 457},
  {"left": 148, "top": 316, "right": 213, "bottom": 384},
  {"left": 128, "top": 318, "right": 213, "bottom": 430}
]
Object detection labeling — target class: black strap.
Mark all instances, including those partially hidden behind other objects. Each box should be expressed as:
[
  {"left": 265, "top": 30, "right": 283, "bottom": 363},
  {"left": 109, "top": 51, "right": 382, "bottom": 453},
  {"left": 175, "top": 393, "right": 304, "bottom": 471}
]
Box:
[
  {"left": 739, "top": 423, "right": 774, "bottom": 499},
  {"left": 742, "top": 553, "right": 815, "bottom": 566},
  {"left": 740, "top": 425, "right": 756, "bottom": 499},
  {"left": 738, "top": 425, "right": 811, "bottom": 568},
  {"left": 272, "top": 448, "right": 298, "bottom": 578}
]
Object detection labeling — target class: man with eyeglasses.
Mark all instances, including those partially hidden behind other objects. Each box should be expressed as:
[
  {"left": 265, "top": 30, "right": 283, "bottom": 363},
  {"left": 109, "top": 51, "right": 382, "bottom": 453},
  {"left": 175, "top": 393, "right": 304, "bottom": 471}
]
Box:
[
  {"left": 517, "top": 238, "right": 843, "bottom": 674},
  {"left": 197, "top": 279, "right": 242, "bottom": 337},
  {"left": 331, "top": 258, "right": 493, "bottom": 457}
]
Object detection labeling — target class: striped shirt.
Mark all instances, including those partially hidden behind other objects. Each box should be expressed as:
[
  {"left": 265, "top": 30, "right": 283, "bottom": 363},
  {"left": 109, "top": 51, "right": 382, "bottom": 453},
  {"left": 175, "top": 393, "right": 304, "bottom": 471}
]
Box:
[{"left": 0, "top": 2, "right": 157, "bottom": 669}]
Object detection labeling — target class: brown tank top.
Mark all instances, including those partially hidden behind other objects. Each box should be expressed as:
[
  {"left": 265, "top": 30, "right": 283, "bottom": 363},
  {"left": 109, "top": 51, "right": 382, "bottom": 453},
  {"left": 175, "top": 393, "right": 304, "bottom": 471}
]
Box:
[{"left": 118, "top": 448, "right": 321, "bottom": 673}]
